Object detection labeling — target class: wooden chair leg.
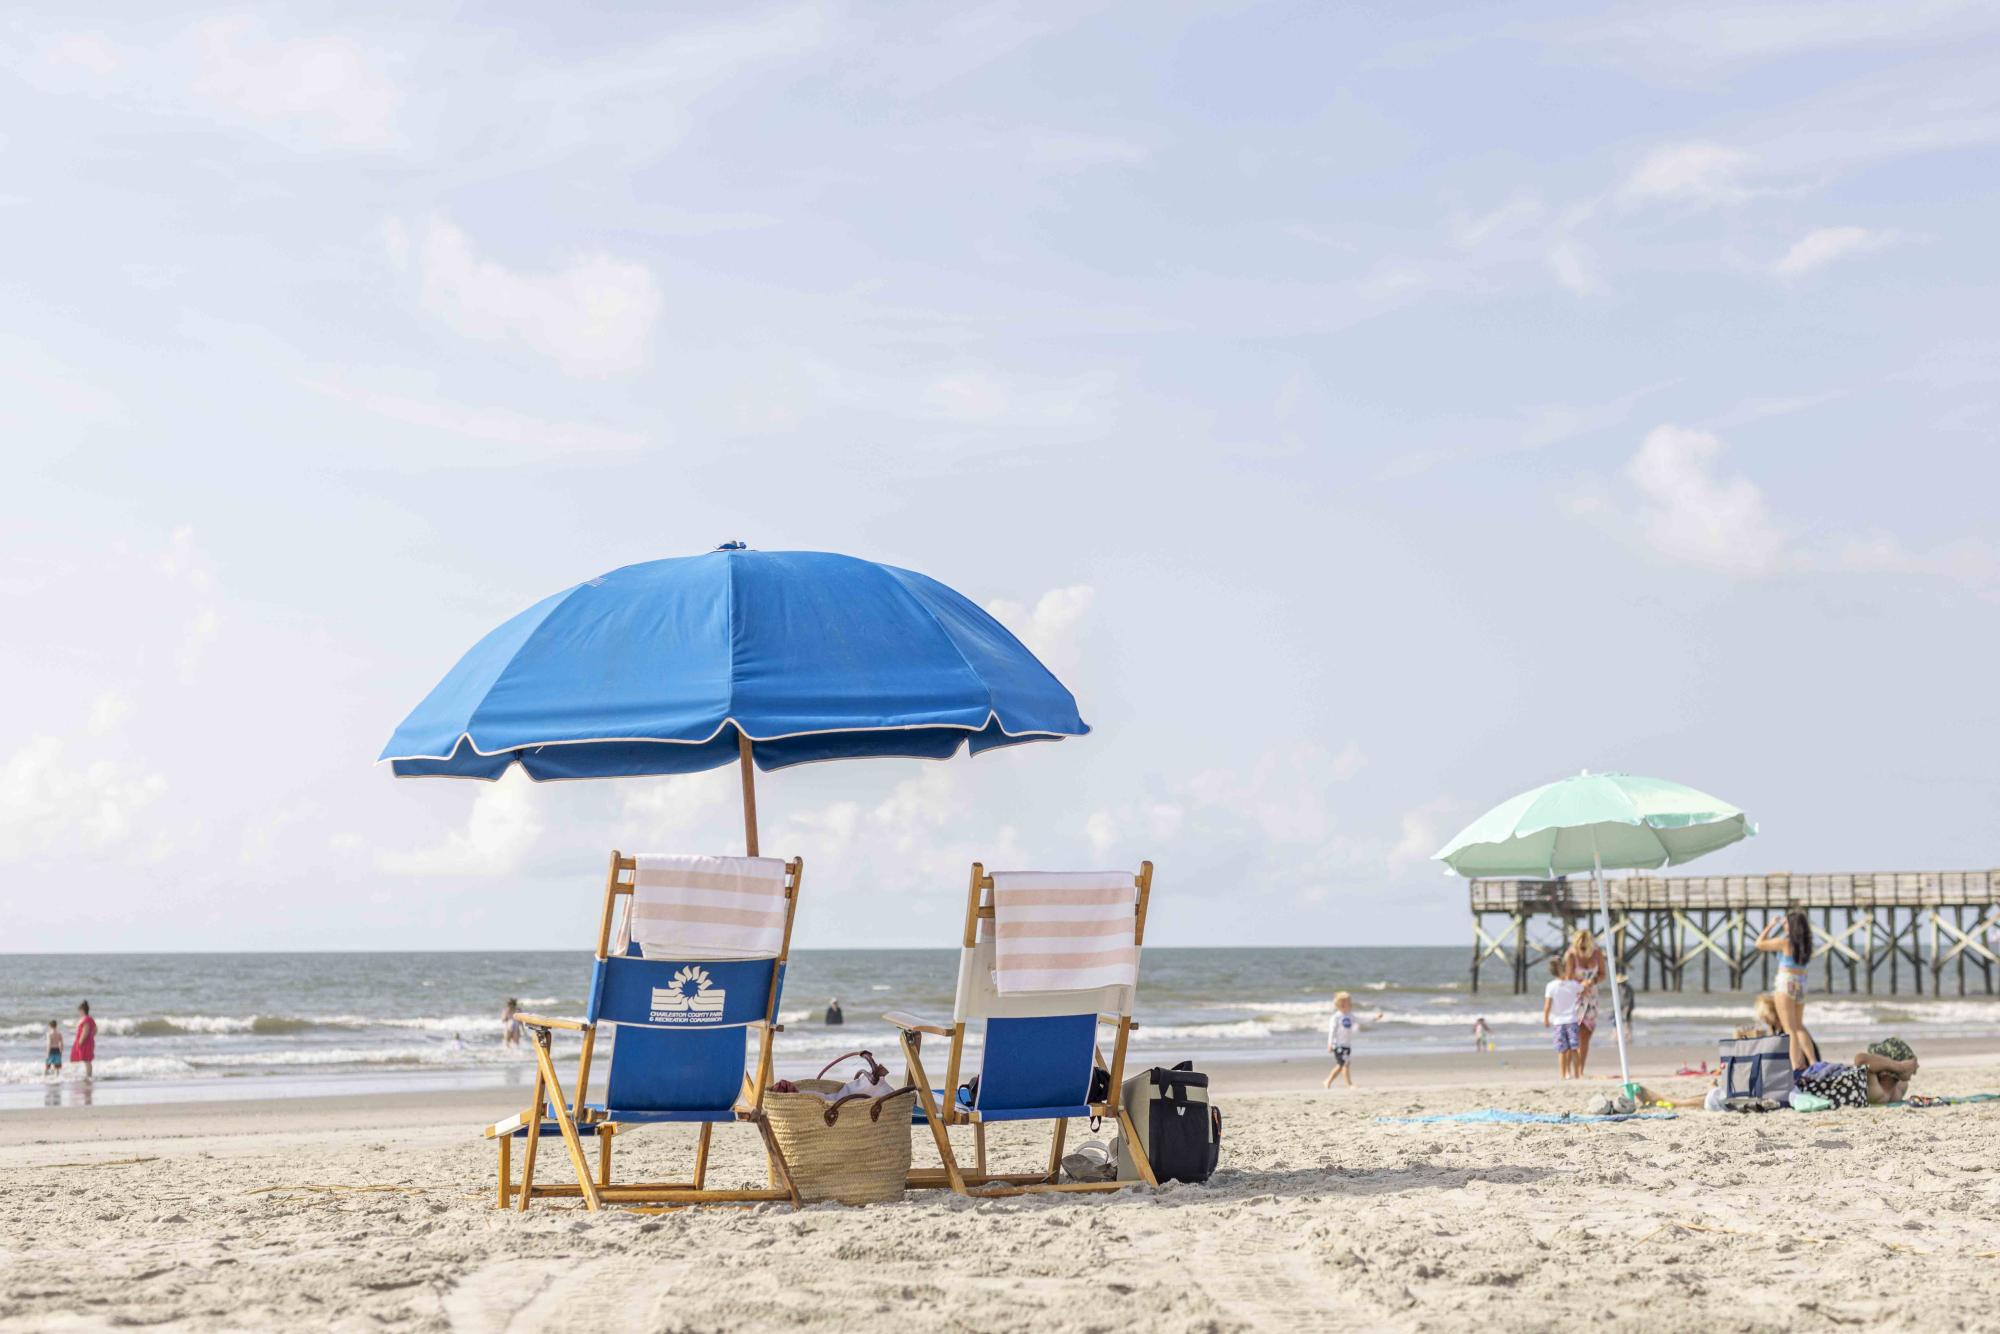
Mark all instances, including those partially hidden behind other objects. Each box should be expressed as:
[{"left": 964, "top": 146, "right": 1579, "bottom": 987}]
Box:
[
  {"left": 528, "top": 1031, "right": 603, "bottom": 1211},
  {"left": 498, "top": 1133, "right": 513, "bottom": 1209},
  {"left": 597, "top": 1126, "right": 614, "bottom": 1189},
  {"left": 1046, "top": 1118, "right": 1068, "bottom": 1181},
  {"left": 517, "top": 1117, "right": 543, "bottom": 1213},
  {"left": 902, "top": 1033, "right": 966, "bottom": 1193},
  {"left": 1116, "top": 1107, "right": 1159, "bottom": 1187},
  {"left": 974, "top": 1121, "right": 988, "bottom": 1175},
  {"left": 754, "top": 1112, "right": 801, "bottom": 1207},
  {"left": 694, "top": 1122, "right": 713, "bottom": 1189}
]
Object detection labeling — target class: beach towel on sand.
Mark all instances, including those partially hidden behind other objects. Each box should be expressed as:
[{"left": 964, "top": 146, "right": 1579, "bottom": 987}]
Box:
[
  {"left": 618, "top": 854, "right": 790, "bottom": 959},
  {"left": 988, "top": 871, "right": 1138, "bottom": 995},
  {"left": 1376, "top": 1109, "right": 1677, "bottom": 1125}
]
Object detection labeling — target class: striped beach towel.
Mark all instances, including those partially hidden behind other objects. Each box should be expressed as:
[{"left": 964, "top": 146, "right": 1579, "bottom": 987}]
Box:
[
  {"left": 619, "top": 854, "right": 790, "bottom": 960},
  {"left": 989, "top": 871, "right": 1138, "bottom": 995}
]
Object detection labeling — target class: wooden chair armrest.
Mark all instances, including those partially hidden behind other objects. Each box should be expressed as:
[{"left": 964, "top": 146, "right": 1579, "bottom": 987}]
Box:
[
  {"left": 745, "top": 1019, "right": 785, "bottom": 1033},
  {"left": 515, "top": 1013, "right": 587, "bottom": 1032},
  {"left": 482, "top": 1110, "right": 532, "bottom": 1139},
  {"left": 883, "top": 1010, "right": 952, "bottom": 1036},
  {"left": 1096, "top": 1015, "right": 1136, "bottom": 1029}
]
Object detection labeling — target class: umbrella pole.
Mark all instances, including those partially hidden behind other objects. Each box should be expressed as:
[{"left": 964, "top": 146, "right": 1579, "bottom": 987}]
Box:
[
  {"left": 737, "top": 731, "right": 760, "bottom": 857},
  {"left": 1590, "top": 835, "right": 1633, "bottom": 1097}
]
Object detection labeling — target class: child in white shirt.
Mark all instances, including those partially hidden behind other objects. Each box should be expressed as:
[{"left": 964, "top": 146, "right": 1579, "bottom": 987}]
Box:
[
  {"left": 1543, "top": 958, "right": 1582, "bottom": 1079},
  {"left": 1322, "top": 991, "right": 1385, "bottom": 1088}
]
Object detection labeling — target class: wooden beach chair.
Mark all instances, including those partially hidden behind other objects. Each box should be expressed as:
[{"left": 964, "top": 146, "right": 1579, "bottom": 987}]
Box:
[
  {"left": 886, "top": 860, "right": 1157, "bottom": 1197},
  {"left": 482, "top": 851, "right": 804, "bottom": 1211}
]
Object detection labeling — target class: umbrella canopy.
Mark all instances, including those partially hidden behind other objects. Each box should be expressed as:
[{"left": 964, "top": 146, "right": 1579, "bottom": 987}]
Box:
[
  {"left": 1433, "top": 771, "right": 1754, "bottom": 1098},
  {"left": 381, "top": 545, "right": 1087, "bottom": 782},
  {"left": 1432, "top": 772, "right": 1753, "bottom": 879}
]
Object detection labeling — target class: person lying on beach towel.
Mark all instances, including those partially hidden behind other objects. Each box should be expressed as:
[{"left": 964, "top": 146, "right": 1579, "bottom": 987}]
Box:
[{"left": 1793, "top": 1038, "right": 1918, "bottom": 1109}]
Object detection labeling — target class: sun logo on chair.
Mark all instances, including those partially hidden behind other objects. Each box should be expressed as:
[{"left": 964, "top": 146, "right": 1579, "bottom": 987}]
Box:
[{"left": 650, "top": 966, "right": 727, "bottom": 1023}]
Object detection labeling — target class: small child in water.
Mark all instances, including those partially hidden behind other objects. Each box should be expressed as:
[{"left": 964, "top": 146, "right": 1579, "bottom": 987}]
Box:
[
  {"left": 1472, "top": 1015, "right": 1492, "bottom": 1052},
  {"left": 44, "top": 1021, "right": 62, "bottom": 1079},
  {"left": 1323, "top": 991, "right": 1385, "bottom": 1088}
]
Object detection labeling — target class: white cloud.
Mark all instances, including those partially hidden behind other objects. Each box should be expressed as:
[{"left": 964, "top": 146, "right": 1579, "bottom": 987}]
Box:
[
  {"left": 186, "top": 17, "right": 400, "bottom": 150},
  {"left": 1625, "top": 425, "right": 1791, "bottom": 575},
  {"left": 1451, "top": 193, "right": 1548, "bottom": 249},
  {"left": 1546, "top": 237, "right": 1609, "bottom": 296},
  {"left": 1603, "top": 424, "right": 2000, "bottom": 593},
  {"left": 380, "top": 773, "right": 545, "bottom": 876},
  {"left": 1083, "top": 802, "right": 1184, "bottom": 858},
  {"left": 984, "top": 585, "right": 1094, "bottom": 671},
  {"left": 87, "top": 689, "right": 135, "bottom": 737},
  {"left": 1620, "top": 142, "right": 1754, "bottom": 207},
  {"left": 1387, "top": 798, "right": 1456, "bottom": 873},
  {"left": 391, "top": 216, "right": 661, "bottom": 378},
  {"left": 0, "top": 735, "right": 168, "bottom": 860},
  {"left": 620, "top": 771, "right": 737, "bottom": 847},
  {"left": 1771, "top": 226, "right": 1905, "bottom": 278}
]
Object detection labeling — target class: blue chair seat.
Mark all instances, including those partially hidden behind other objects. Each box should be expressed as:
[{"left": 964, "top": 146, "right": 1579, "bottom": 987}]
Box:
[
  {"left": 911, "top": 1086, "right": 975, "bottom": 1124},
  {"left": 502, "top": 1119, "right": 605, "bottom": 1139}
]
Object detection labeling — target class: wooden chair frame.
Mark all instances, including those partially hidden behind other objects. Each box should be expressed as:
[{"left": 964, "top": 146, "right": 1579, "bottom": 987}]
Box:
[
  {"left": 887, "top": 860, "right": 1159, "bottom": 1197},
  {"left": 483, "top": 850, "right": 805, "bottom": 1211}
]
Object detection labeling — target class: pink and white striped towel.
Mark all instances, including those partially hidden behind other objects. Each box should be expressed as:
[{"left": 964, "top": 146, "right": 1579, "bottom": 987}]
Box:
[
  {"left": 619, "top": 854, "right": 790, "bottom": 960},
  {"left": 988, "top": 871, "right": 1138, "bottom": 995}
]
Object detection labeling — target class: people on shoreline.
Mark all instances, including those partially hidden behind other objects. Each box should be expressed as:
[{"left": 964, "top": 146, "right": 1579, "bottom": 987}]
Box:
[
  {"left": 1562, "top": 928, "right": 1607, "bottom": 1076},
  {"left": 44, "top": 1021, "right": 62, "bottom": 1081},
  {"left": 1322, "top": 991, "right": 1383, "bottom": 1088},
  {"left": 1472, "top": 1015, "right": 1492, "bottom": 1052},
  {"left": 501, "top": 998, "right": 522, "bottom": 1052},
  {"left": 1542, "top": 958, "right": 1581, "bottom": 1079},
  {"left": 71, "top": 1002, "right": 96, "bottom": 1080}
]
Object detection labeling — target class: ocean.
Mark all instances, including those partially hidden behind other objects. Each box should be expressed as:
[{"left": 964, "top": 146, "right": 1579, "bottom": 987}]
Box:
[{"left": 7, "top": 947, "right": 1997, "bottom": 1107}]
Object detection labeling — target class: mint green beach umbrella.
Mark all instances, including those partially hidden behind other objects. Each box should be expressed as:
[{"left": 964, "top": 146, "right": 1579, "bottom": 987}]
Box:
[{"left": 1433, "top": 772, "right": 1755, "bottom": 1095}]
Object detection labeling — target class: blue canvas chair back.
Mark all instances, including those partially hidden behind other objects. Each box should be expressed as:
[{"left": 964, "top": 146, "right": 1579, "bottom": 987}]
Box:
[
  {"left": 585, "top": 946, "right": 786, "bottom": 1119},
  {"left": 973, "top": 1013, "right": 1099, "bottom": 1121}
]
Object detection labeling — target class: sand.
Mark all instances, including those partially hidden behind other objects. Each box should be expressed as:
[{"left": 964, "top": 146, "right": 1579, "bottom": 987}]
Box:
[{"left": 4, "top": 1046, "right": 2000, "bottom": 1333}]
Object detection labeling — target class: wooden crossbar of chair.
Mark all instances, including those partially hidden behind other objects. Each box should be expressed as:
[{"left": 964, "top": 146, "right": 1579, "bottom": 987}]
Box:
[
  {"left": 889, "top": 860, "right": 1159, "bottom": 1198},
  {"left": 484, "top": 850, "right": 804, "bottom": 1211}
]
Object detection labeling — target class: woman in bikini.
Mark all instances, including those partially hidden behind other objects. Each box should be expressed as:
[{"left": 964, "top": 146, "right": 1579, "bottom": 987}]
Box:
[
  {"left": 1755, "top": 910, "right": 1815, "bottom": 1069},
  {"left": 1562, "top": 927, "right": 1608, "bottom": 1077}
]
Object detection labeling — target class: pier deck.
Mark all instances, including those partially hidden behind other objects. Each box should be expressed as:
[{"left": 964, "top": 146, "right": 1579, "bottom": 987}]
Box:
[{"left": 1469, "top": 871, "right": 2000, "bottom": 995}]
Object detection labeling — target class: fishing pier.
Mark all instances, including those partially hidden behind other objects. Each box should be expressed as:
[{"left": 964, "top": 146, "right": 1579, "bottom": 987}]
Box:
[{"left": 1469, "top": 871, "right": 2000, "bottom": 995}]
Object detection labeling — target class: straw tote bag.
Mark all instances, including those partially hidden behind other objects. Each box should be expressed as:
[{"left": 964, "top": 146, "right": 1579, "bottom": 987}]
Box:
[{"left": 765, "top": 1051, "right": 916, "bottom": 1205}]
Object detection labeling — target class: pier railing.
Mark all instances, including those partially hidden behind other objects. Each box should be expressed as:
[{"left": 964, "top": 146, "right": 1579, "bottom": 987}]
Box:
[{"left": 1468, "top": 871, "right": 2000, "bottom": 996}]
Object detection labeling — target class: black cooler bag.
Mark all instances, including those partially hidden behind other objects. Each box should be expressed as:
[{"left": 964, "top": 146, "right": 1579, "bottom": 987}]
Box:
[{"left": 1116, "top": 1061, "right": 1221, "bottom": 1184}]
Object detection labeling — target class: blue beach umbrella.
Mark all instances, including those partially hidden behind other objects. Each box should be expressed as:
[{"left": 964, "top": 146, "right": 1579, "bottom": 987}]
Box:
[{"left": 379, "top": 544, "right": 1088, "bottom": 852}]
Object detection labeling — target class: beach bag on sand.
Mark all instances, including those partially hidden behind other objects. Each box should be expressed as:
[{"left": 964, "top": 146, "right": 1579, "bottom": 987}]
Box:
[
  {"left": 1117, "top": 1061, "right": 1220, "bottom": 1184},
  {"left": 1719, "top": 1033, "right": 1794, "bottom": 1104},
  {"left": 764, "top": 1051, "right": 916, "bottom": 1205}
]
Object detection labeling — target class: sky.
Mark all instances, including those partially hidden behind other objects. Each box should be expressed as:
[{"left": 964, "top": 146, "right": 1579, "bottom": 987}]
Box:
[{"left": 3, "top": 1, "right": 1998, "bottom": 953}]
